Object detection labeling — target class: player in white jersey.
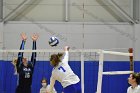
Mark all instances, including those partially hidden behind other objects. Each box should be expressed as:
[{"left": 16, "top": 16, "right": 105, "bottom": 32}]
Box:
[
  {"left": 127, "top": 72, "right": 140, "bottom": 93},
  {"left": 48, "top": 46, "right": 81, "bottom": 93}
]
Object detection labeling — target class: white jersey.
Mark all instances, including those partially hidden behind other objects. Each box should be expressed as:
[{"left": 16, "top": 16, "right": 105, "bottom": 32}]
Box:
[
  {"left": 127, "top": 85, "right": 140, "bottom": 93},
  {"left": 49, "top": 51, "right": 80, "bottom": 92},
  {"left": 40, "top": 84, "right": 57, "bottom": 93}
]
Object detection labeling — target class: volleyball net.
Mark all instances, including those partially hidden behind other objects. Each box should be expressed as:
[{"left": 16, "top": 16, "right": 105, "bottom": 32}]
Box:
[{"left": 0, "top": 48, "right": 133, "bottom": 93}]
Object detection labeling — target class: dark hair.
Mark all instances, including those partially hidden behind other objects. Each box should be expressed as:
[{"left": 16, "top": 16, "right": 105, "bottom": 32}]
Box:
[
  {"left": 50, "top": 53, "right": 63, "bottom": 67},
  {"left": 131, "top": 72, "right": 140, "bottom": 84},
  {"left": 41, "top": 77, "right": 47, "bottom": 83}
]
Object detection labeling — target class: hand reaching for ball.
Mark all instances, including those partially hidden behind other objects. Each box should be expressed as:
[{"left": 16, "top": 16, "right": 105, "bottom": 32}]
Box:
[{"left": 64, "top": 46, "right": 70, "bottom": 51}]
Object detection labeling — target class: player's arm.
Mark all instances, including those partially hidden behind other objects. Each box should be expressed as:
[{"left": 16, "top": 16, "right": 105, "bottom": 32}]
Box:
[
  {"left": 31, "top": 33, "right": 39, "bottom": 67},
  {"left": 53, "top": 87, "right": 57, "bottom": 93},
  {"left": 39, "top": 88, "right": 42, "bottom": 93},
  {"left": 62, "top": 46, "right": 69, "bottom": 63},
  {"left": 16, "top": 33, "right": 27, "bottom": 72},
  {"left": 48, "top": 76, "right": 56, "bottom": 93}
]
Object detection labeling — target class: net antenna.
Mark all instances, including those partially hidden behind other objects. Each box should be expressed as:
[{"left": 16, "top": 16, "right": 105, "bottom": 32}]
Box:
[
  {"left": 128, "top": 48, "right": 133, "bottom": 71},
  {"left": 96, "top": 48, "right": 133, "bottom": 93}
]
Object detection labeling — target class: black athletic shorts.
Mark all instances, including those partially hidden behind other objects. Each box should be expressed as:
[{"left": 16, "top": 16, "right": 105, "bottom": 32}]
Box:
[{"left": 16, "top": 86, "right": 31, "bottom": 93}]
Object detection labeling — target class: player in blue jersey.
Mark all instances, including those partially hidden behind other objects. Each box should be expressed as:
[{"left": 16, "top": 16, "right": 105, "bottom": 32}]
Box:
[
  {"left": 14, "top": 33, "right": 39, "bottom": 93},
  {"left": 48, "top": 46, "right": 81, "bottom": 93}
]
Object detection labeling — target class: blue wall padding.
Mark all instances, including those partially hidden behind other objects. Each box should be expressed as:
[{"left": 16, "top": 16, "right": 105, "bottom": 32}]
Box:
[{"left": 0, "top": 60, "right": 140, "bottom": 93}]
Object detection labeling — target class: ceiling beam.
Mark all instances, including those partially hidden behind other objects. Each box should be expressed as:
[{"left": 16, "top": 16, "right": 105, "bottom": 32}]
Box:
[
  {"left": 133, "top": 0, "right": 139, "bottom": 23},
  {"left": 97, "top": 0, "right": 137, "bottom": 24},
  {"left": 108, "top": 0, "right": 137, "bottom": 24},
  {"left": 0, "top": 0, "right": 3, "bottom": 21},
  {"left": 3, "top": 0, "right": 42, "bottom": 22}
]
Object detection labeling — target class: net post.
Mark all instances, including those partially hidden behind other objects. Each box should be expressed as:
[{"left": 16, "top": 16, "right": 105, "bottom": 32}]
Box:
[
  {"left": 81, "top": 52, "right": 84, "bottom": 93},
  {"left": 128, "top": 48, "right": 133, "bottom": 71},
  {"left": 96, "top": 50, "right": 104, "bottom": 93}
]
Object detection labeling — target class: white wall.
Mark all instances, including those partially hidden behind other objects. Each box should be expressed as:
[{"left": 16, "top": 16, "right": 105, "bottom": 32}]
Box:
[
  {"left": 4, "top": 0, "right": 132, "bottom": 21},
  {"left": 0, "top": 22, "right": 3, "bottom": 48},
  {"left": 134, "top": 24, "right": 140, "bottom": 61},
  {"left": 0, "top": 22, "right": 3, "bottom": 59},
  {"left": 2, "top": 22, "right": 137, "bottom": 61}
]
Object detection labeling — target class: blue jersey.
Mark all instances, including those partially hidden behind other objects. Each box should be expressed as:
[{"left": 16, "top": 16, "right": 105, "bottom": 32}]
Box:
[{"left": 16, "top": 40, "right": 37, "bottom": 87}]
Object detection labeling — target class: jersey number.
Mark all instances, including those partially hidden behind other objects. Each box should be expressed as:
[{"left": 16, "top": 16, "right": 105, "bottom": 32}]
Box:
[
  {"left": 25, "top": 73, "right": 30, "bottom": 78},
  {"left": 58, "top": 66, "right": 66, "bottom": 72}
]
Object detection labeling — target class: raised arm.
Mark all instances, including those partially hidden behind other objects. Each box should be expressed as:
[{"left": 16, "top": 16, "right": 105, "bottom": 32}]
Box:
[
  {"left": 62, "top": 46, "right": 70, "bottom": 63},
  {"left": 31, "top": 33, "right": 39, "bottom": 67},
  {"left": 16, "top": 33, "right": 27, "bottom": 71}
]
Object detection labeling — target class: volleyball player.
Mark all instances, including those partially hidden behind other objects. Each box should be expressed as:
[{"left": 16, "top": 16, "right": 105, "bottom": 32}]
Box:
[
  {"left": 48, "top": 46, "right": 81, "bottom": 93},
  {"left": 15, "top": 33, "right": 39, "bottom": 93},
  {"left": 127, "top": 72, "right": 140, "bottom": 93}
]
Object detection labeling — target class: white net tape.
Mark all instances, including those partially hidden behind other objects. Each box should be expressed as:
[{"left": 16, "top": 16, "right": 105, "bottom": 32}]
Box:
[{"left": 103, "top": 71, "right": 134, "bottom": 75}]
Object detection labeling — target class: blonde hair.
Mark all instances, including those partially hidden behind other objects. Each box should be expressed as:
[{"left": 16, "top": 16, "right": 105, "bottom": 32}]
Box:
[{"left": 11, "top": 58, "right": 18, "bottom": 75}]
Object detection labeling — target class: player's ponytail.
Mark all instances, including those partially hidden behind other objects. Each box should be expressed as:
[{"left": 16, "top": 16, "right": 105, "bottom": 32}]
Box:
[
  {"left": 57, "top": 53, "right": 63, "bottom": 58},
  {"left": 136, "top": 73, "right": 140, "bottom": 84},
  {"left": 11, "top": 58, "right": 18, "bottom": 75},
  {"left": 132, "top": 72, "right": 140, "bottom": 84}
]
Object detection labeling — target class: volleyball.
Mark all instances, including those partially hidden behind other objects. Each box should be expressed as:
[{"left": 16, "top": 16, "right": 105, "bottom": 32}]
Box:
[{"left": 49, "top": 36, "right": 59, "bottom": 47}]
